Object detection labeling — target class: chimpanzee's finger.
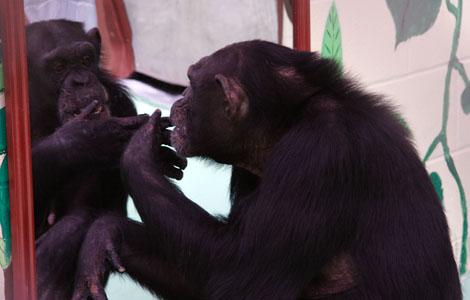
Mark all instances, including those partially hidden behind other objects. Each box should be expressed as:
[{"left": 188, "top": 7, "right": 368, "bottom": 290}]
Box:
[
  {"left": 71, "top": 290, "right": 85, "bottom": 300},
  {"left": 160, "top": 117, "right": 172, "bottom": 129},
  {"left": 162, "top": 165, "right": 184, "bottom": 180},
  {"left": 71, "top": 283, "right": 90, "bottom": 300},
  {"left": 106, "top": 248, "right": 125, "bottom": 273},
  {"left": 116, "top": 114, "right": 149, "bottom": 129},
  {"left": 161, "top": 129, "right": 172, "bottom": 145},
  {"left": 160, "top": 146, "right": 188, "bottom": 170},
  {"left": 149, "top": 109, "right": 162, "bottom": 127},
  {"left": 77, "top": 100, "right": 99, "bottom": 119},
  {"left": 144, "top": 110, "right": 162, "bottom": 144},
  {"left": 89, "top": 283, "right": 108, "bottom": 300}
]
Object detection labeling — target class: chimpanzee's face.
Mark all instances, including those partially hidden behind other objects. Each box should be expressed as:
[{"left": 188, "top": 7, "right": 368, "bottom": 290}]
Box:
[
  {"left": 169, "top": 88, "right": 192, "bottom": 156},
  {"left": 28, "top": 24, "right": 110, "bottom": 124},
  {"left": 169, "top": 54, "right": 232, "bottom": 159},
  {"left": 48, "top": 41, "right": 110, "bottom": 124},
  {"left": 51, "top": 41, "right": 110, "bottom": 123}
]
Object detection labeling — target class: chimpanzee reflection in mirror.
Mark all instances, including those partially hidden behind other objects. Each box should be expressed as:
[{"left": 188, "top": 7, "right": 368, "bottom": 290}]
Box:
[{"left": 26, "top": 19, "right": 150, "bottom": 300}]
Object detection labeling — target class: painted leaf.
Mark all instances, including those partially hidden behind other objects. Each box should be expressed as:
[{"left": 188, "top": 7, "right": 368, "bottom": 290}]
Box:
[
  {"left": 0, "top": 239, "right": 8, "bottom": 269},
  {"left": 0, "top": 156, "right": 11, "bottom": 269},
  {"left": 393, "top": 112, "right": 412, "bottom": 135},
  {"left": 461, "top": 85, "right": 470, "bottom": 115},
  {"left": 430, "top": 172, "right": 443, "bottom": 202},
  {"left": 0, "top": 63, "right": 3, "bottom": 92},
  {"left": 0, "top": 108, "right": 6, "bottom": 151},
  {"left": 321, "top": 2, "right": 343, "bottom": 67},
  {"left": 386, "top": 0, "right": 442, "bottom": 48},
  {"left": 284, "top": 0, "right": 293, "bottom": 23}
]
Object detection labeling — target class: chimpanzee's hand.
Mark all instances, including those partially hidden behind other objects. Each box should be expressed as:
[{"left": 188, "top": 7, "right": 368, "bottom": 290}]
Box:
[
  {"left": 122, "top": 109, "right": 187, "bottom": 180},
  {"left": 72, "top": 216, "right": 125, "bottom": 300},
  {"left": 53, "top": 101, "right": 149, "bottom": 168}
]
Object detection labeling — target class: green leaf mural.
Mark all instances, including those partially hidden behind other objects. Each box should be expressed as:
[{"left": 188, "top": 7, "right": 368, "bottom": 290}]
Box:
[
  {"left": 0, "top": 239, "right": 8, "bottom": 268},
  {"left": 430, "top": 172, "right": 444, "bottom": 202},
  {"left": 0, "top": 63, "right": 3, "bottom": 92},
  {"left": 385, "top": 0, "right": 468, "bottom": 274},
  {"left": 461, "top": 85, "right": 470, "bottom": 114},
  {"left": 321, "top": 2, "right": 343, "bottom": 67},
  {"left": 386, "top": 0, "right": 442, "bottom": 48},
  {"left": 284, "top": 0, "right": 293, "bottom": 23},
  {"left": 0, "top": 107, "right": 10, "bottom": 269},
  {"left": 407, "top": 0, "right": 469, "bottom": 274},
  {"left": 0, "top": 61, "right": 11, "bottom": 269},
  {"left": 392, "top": 111, "right": 412, "bottom": 135}
]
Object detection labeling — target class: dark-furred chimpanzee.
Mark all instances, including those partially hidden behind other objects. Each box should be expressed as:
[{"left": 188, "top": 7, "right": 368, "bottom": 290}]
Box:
[
  {"left": 27, "top": 20, "right": 148, "bottom": 299},
  {"left": 72, "top": 41, "right": 461, "bottom": 299}
]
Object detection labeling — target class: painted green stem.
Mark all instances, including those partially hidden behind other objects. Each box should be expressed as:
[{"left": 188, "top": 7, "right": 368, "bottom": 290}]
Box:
[
  {"left": 446, "top": 0, "right": 458, "bottom": 17},
  {"left": 423, "top": 134, "right": 442, "bottom": 163},
  {"left": 423, "top": 0, "right": 468, "bottom": 274},
  {"left": 454, "top": 58, "right": 469, "bottom": 85}
]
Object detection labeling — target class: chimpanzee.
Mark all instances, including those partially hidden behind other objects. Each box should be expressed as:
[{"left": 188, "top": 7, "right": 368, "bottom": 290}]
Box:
[
  {"left": 72, "top": 41, "right": 461, "bottom": 299},
  {"left": 26, "top": 19, "right": 148, "bottom": 299}
]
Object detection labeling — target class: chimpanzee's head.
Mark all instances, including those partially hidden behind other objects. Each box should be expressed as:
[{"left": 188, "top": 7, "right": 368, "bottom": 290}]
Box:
[
  {"left": 170, "top": 40, "right": 322, "bottom": 166},
  {"left": 26, "top": 20, "right": 110, "bottom": 124}
]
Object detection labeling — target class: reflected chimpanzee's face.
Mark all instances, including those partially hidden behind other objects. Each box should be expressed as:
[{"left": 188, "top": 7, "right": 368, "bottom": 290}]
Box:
[
  {"left": 48, "top": 41, "right": 110, "bottom": 124},
  {"left": 28, "top": 24, "right": 111, "bottom": 125}
]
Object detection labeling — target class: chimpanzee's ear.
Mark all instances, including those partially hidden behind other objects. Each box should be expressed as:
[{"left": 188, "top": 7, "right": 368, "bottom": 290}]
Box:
[
  {"left": 86, "top": 28, "right": 101, "bottom": 52},
  {"left": 215, "top": 74, "right": 249, "bottom": 120}
]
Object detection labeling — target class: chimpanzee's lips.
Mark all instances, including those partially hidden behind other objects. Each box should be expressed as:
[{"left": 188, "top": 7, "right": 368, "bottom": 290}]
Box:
[
  {"left": 89, "top": 103, "right": 110, "bottom": 120},
  {"left": 170, "top": 125, "right": 189, "bottom": 155},
  {"left": 72, "top": 103, "right": 105, "bottom": 118},
  {"left": 102, "top": 87, "right": 109, "bottom": 102},
  {"left": 92, "top": 104, "right": 104, "bottom": 115}
]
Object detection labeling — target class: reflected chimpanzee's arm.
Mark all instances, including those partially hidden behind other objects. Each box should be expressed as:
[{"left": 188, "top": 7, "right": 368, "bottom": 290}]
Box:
[
  {"left": 32, "top": 106, "right": 148, "bottom": 213},
  {"left": 37, "top": 210, "right": 95, "bottom": 300},
  {"left": 73, "top": 215, "right": 202, "bottom": 300}
]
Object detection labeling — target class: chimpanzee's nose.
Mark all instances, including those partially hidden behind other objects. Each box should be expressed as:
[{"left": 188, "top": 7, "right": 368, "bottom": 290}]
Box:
[
  {"left": 170, "top": 98, "right": 184, "bottom": 123},
  {"left": 65, "top": 71, "right": 92, "bottom": 88},
  {"left": 71, "top": 73, "right": 91, "bottom": 87}
]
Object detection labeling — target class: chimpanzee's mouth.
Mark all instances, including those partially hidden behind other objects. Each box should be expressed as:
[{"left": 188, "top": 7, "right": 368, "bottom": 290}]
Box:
[
  {"left": 92, "top": 104, "right": 104, "bottom": 115},
  {"left": 88, "top": 103, "right": 110, "bottom": 120},
  {"left": 72, "top": 103, "right": 104, "bottom": 117}
]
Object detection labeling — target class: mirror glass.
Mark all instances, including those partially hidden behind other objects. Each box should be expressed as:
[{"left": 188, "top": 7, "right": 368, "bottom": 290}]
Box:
[{"left": 25, "top": 1, "right": 292, "bottom": 299}]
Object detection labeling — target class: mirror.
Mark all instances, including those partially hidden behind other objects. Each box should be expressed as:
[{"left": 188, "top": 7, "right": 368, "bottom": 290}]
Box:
[{"left": 25, "top": 1, "right": 292, "bottom": 299}]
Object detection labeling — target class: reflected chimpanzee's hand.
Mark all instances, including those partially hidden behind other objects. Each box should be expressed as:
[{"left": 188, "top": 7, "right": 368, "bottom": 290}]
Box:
[
  {"left": 53, "top": 101, "right": 149, "bottom": 169},
  {"left": 71, "top": 216, "right": 125, "bottom": 300},
  {"left": 122, "top": 109, "right": 187, "bottom": 180}
]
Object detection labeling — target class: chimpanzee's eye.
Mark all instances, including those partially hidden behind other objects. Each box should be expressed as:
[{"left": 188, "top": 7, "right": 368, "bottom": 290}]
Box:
[
  {"left": 82, "top": 55, "right": 91, "bottom": 67},
  {"left": 54, "top": 62, "right": 65, "bottom": 74}
]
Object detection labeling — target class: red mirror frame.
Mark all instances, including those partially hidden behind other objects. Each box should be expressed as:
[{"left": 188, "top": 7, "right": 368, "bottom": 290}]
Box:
[{"left": 0, "top": 0, "right": 37, "bottom": 300}]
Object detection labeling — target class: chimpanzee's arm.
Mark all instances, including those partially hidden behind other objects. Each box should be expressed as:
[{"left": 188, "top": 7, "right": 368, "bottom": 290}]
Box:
[
  {"left": 120, "top": 112, "right": 359, "bottom": 299},
  {"left": 73, "top": 215, "right": 202, "bottom": 300},
  {"left": 32, "top": 134, "right": 84, "bottom": 200},
  {"left": 121, "top": 113, "right": 224, "bottom": 266},
  {"left": 32, "top": 107, "right": 148, "bottom": 200},
  {"left": 36, "top": 210, "right": 95, "bottom": 300}
]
